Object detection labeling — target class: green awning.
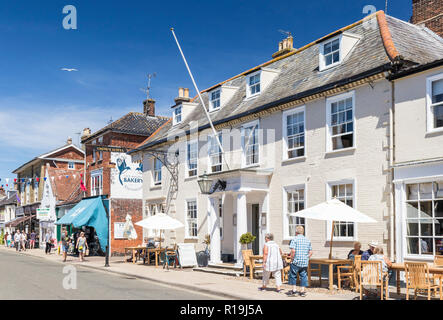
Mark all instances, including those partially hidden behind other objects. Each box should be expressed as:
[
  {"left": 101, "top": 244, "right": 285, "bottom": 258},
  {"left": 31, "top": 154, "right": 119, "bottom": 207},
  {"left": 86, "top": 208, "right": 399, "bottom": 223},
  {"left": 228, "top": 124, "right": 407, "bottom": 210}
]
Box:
[{"left": 55, "top": 197, "right": 108, "bottom": 249}]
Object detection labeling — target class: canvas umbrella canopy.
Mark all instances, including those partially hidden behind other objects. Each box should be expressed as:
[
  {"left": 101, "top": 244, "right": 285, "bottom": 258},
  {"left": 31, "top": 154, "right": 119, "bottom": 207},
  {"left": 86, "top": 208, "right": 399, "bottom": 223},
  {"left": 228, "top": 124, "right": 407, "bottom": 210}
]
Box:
[
  {"left": 135, "top": 213, "right": 184, "bottom": 248},
  {"left": 289, "top": 198, "right": 377, "bottom": 259}
]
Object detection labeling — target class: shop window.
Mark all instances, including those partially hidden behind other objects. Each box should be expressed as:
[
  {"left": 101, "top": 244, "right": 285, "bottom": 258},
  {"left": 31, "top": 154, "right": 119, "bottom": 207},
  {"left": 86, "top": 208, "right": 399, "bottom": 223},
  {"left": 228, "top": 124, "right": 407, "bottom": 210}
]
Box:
[{"left": 186, "top": 200, "right": 198, "bottom": 238}]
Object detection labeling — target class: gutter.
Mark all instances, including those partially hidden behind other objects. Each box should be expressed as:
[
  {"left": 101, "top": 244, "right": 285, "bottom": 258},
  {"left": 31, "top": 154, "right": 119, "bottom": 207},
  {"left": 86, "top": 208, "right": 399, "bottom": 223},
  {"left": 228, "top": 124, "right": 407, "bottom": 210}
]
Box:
[
  {"left": 388, "top": 58, "right": 443, "bottom": 80},
  {"left": 129, "top": 63, "right": 392, "bottom": 154}
]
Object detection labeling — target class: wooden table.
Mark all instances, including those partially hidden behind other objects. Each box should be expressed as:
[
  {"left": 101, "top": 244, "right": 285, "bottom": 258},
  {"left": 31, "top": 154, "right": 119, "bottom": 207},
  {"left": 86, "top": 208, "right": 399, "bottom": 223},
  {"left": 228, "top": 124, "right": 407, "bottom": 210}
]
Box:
[
  {"left": 144, "top": 247, "right": 166, "bottom": 267},
  {"left": 125, "top": 247, "right": 146, "bottom": 264},
  {"left": 308, "top": 258, "right": 352, "bottom": 290},
  {"left": 249, "top": 255, "right": 263, "bottom": 280},
  {"left": 390, "top": 262, "right": 443, "bottom": 295}
]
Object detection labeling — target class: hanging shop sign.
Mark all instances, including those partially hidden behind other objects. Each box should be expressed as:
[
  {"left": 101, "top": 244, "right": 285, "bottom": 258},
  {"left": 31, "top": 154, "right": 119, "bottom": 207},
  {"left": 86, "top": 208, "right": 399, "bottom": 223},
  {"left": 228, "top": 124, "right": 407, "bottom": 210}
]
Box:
[
  {"left": 94, "top": 145, "right": 128, "bottom": 153},
  {"left": 36, "top": 208, "right": 51, "bottom": 221},
  {"left": 110, "top": 152, "right": 143, "bottom": 199}
]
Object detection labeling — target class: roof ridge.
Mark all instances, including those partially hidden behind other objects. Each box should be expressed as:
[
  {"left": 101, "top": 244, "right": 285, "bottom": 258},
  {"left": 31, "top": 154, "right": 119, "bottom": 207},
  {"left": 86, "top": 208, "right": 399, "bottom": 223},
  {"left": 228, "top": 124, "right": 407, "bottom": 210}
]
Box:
[{"left": 376, "top": 11, "right": 401, "bottom": 62}]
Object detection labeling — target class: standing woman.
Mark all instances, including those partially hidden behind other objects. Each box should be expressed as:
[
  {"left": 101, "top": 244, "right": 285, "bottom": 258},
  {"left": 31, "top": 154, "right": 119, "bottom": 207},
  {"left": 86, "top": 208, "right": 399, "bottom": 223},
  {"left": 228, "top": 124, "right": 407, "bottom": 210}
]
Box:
[
  {"left": 6, "top": 232, "right": 12, "bottom": 248},
  {"left": 76, "top": 232, "right": 89, "bottom": 262},
  {"left": 259, "top": 233, "right": 284, "bottom": 293},
  {"left": 4, "top": 232, "right": 8, "bottom": 247}
]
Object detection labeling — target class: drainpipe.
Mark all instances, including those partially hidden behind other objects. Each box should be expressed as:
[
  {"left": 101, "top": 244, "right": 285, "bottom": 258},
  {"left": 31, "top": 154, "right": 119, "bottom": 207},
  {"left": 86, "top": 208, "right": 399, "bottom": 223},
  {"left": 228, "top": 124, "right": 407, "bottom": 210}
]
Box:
[{"left": 389, "top": 80, "right": 395, "bottom": 261}]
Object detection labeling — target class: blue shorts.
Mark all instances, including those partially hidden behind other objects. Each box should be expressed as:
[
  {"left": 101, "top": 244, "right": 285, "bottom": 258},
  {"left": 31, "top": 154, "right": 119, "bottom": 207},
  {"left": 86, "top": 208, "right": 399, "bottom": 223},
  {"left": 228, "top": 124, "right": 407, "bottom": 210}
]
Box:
[
  {"left": 288, "top": 264, "right": 308, "bottom": 287},
  {"left": 61, "top": 245, "right": 68, "bottom": 252}
]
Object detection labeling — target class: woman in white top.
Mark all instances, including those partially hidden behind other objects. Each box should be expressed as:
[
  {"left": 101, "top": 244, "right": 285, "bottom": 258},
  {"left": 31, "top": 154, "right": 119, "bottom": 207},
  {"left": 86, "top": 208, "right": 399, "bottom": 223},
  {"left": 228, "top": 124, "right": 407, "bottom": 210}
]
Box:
[{"left": 259, "top": 233, "right": 283, "bottom": 293}]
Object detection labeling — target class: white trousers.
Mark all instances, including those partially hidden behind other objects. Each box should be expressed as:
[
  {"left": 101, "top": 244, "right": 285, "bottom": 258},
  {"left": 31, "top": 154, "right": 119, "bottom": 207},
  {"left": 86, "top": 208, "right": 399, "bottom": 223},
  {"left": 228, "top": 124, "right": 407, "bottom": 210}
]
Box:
[{"left": 262, "top": 269, "right": 282, "bottom": 287}]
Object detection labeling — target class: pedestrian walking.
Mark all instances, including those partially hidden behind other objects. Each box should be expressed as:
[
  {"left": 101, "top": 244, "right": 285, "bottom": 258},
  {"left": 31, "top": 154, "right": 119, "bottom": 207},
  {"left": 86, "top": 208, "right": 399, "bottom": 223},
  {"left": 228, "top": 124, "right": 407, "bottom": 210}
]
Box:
[
  {"left": 288, "top": 225, "right": 313, "bottom": 297},
  {"left": 4, "top": 232, "right": 8, "bottom": 247},
  {"left": 61, "top": 230, "right": 70, "bottom": 262},
  {"left": 6, "top": 232, "right": 11, "bottom": 248},
  {"left": 44, "top": 231, "right": 52, "bottom": 254},
  {"left": 76, "top": 232, "right": 88, "bottom": 262},
  {"left": 20, "top": 231, "right": 26, "bottom": 251},
  {"left": 14, "top": 230, "right": 21, "bottom": 251},
  {"left": 29, "top": 230, "right": 36, "bottom": 249},
  {"left": 259, "top": 233, "right": 283, "bottom": 293}
]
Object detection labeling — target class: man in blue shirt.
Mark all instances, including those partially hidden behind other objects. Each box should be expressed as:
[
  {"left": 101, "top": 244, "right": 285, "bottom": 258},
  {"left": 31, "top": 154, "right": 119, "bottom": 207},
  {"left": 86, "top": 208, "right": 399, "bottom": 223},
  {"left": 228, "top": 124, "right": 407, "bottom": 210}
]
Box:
[
  {"left": 361, "top": 241, "right": 378, "bottom": 261},
  {"left": 289, "top": 225, "right": 312, "bottom": 297}
]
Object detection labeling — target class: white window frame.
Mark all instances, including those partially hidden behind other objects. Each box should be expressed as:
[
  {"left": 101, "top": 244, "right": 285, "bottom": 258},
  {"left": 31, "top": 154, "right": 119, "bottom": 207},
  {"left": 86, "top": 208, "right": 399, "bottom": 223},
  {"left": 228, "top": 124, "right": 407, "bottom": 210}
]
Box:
[
  {"left": 209, "top": 88, "right": 221, "bottom": 111},
  {"left": 173, "top": 106, "right": 182, "bottom": 125},
  {"left": 68, "top": 162, "right": 75, "bottom": 170},
  {"left": 33, "top": 180, "right": 39, "bottom": 202},
  {"left": 186, "top": 139, "right": 198, "bottom": 178},
  {"left": 241, "top": 119, "right": 260, "bottom": 167},
  {"left": 90, "top": 169, "right": 103, "bottom": 196},
  {"left": 246, "top": 71, "right": 261, "bottom": 98},
  {"left": 326, "top": 179, "right": 357, "bottom": 241},
  {"left": 326, "top": 91, "right": 355, "bottom": 153},
  {"left": 152, "top": 158, "right": 162, "bottom": 186},
  {"left": 426, "top": 73, "right": 443, "bottom": 133},
  {"left": 282, "top": 184, "right": 306, "bottom": 240},
  {"left": 319, "top": 35, "right": 341, "bottom": 70},
  {"left": 185, "top": 199, "right": 198, "bottom": 239},
  {"left": 144, "top": 202, "right": 163, "bottom": 239},
  {"left": 282, "top": 105, "right": 306, "bottom": 161},
  {"left": 207, "top": 133, "right": 223, "bottom": 173}
]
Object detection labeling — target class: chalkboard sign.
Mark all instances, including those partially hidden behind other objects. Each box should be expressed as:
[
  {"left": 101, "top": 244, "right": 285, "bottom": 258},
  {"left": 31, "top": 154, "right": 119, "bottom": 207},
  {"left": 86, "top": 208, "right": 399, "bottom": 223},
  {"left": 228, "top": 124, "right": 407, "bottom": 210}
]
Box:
[{"left": 177, "top": 243, "right": 197, "bottom": 267}]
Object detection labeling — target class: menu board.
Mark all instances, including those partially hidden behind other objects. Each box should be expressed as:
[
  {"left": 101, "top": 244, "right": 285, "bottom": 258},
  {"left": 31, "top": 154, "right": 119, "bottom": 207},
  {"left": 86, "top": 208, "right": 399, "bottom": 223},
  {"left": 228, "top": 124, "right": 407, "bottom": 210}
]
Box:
[{"left": 177, "top": 243, "right": 197, "bottom": 267}]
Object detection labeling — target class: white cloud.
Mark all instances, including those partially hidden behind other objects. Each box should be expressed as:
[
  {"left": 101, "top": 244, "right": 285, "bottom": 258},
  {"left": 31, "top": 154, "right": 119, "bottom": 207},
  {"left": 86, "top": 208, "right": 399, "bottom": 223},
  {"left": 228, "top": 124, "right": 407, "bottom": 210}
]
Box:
[{"left": 0, "top": 100, "right": 133, "bottom": 151}]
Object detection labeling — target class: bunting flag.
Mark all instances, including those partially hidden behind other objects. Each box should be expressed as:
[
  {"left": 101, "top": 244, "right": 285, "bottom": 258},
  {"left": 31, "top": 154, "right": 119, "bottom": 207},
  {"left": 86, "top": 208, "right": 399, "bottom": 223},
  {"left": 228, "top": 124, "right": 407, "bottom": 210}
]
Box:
[
  {"left": 80, "top": 179, "right": 87, "bottom": 192},
  {"left": 16, "top": 193, "right": 21, "bottom": 203}
]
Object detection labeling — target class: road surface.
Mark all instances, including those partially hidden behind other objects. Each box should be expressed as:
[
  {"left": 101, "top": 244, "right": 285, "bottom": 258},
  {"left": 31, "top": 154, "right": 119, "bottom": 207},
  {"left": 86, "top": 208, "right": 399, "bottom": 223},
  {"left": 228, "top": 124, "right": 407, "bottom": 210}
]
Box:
[{"left": 0, "top": 250, "right": 217, "bottom": 300}]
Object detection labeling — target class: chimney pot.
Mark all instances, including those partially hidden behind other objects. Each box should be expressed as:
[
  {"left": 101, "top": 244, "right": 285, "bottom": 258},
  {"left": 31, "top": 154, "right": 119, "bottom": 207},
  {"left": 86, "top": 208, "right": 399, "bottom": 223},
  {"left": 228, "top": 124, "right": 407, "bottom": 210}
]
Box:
[
  {"left": 272, "top": 35, "right": 295, "bottom": 59},
  {"left": 81, "top": 128, "right": 91, "bottom": 138},
  {"left": 174, "top": 87, "right": 191, "bottom": 104},
  {"left": 184, "top": 88, "right": 189, "bottom": 98},
  {"left": 67, "top": 137, "right": 73, "bottom": 145},
  {"left": 178, "top": 87, "right": 184, "bottom": 97}
]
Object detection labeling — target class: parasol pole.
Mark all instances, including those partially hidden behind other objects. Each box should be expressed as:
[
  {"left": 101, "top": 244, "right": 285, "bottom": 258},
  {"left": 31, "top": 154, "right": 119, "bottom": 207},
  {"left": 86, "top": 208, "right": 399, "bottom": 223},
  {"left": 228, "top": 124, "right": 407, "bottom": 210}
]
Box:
[{"left": 329, "top": 221, "right": 335, "bottom": 259}]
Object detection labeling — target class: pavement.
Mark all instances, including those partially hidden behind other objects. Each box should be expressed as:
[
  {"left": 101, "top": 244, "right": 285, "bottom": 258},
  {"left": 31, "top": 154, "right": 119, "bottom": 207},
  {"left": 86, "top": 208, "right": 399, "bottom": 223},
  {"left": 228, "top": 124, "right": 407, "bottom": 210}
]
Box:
[{"left": 0, "top": 245, "right": 361, "bottom": 300}]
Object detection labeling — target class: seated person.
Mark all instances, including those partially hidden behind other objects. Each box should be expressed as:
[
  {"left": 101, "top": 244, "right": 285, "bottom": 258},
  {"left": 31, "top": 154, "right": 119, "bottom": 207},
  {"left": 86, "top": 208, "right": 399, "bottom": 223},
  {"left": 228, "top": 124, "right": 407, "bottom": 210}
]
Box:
[
  {"left": 364, "top": 246, "right": 392, "bottom": 298},
  {"left": 361, "top": 241, "right": 378, "bottom": 261},
  {"left": 347, "top": 241, "right": 363, "bottom": 260}
]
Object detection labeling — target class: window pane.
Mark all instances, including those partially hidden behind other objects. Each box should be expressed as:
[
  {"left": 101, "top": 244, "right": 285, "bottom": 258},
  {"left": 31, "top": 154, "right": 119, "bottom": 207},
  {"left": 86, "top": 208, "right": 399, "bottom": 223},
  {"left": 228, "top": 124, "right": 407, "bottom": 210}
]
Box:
[
  {"left": 421, "top": 238, "right": 433, "bottom": 255},
  {"left": 407, "top": 184, "right": 419, "bottom": 200},
  {"left": 407, "top": 221, "right": 419, "bottom": 236},
  {"left": 432, "top": 79, "right": 443, "bottom": 104},
  {"left": 407, "top": 237, "right": 419, "bottom": 254},
  {"left": 435, "top": 219, "right": 443, "bottom": 236},
  {"left": 435, "top": 238, "right": 443, "bottom": 256},
  {"left": 436, "top": 182, "right": 443, "bottom": 199},
  {"left": 420, "top": 201, "right": 432, "bottom": 219},
  {"left": 434, "top": 105, "right": 443, "bottom": 128},
  {"left": 419, "top": 183, "right": 433, "bottom": 200},
  {"left": 406, "top": 202, "right": 419, "bottom": 218}
]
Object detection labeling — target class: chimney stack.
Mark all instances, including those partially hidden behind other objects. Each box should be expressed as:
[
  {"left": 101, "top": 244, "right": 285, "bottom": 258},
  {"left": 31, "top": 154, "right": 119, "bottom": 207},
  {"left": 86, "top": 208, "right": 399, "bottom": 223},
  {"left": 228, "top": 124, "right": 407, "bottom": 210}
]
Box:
[
  {"left": 143, "top": 99, "right": 156, "bottom": 117},
  {"left": 67, "top": 137, "right": 73, "bottom": 145},
  {"left": 272, "top": 35, "right": 296, "bottom": 59},
  {"left": 174, "top": 87, "right": 191, "bottom": 104},
  {"left": 411, "top": 0, "right": 443, "bottom": 37},
  {"left": 81, "top": 128, "right": 91, "bottom": 139}
]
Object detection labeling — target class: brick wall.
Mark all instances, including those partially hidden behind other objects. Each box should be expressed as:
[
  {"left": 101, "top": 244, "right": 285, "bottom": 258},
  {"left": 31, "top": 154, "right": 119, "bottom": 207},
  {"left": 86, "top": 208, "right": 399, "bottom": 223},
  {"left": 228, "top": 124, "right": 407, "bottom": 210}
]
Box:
[
  {"left": 110, "top": 198, "right": 143, "bottom": 255},
  {"left": 411, "top": 0, "right": 443, "bottom": 37}
]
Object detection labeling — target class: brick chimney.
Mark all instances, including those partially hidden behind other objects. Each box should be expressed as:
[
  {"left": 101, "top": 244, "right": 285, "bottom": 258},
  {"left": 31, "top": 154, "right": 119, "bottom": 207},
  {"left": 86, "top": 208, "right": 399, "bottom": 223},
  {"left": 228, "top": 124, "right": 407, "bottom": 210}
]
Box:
[
  {"left": 272, "top": 35, "right": 296, "bottom": 59},
  {"left": 411, "top": 0, "right": 443, "bottom": 37},
  {"left": 174, "top": 87, "right": 191, "bottom": 104},
  {"left": 143, "top": 99, "right": 156, "bottom": 117}
]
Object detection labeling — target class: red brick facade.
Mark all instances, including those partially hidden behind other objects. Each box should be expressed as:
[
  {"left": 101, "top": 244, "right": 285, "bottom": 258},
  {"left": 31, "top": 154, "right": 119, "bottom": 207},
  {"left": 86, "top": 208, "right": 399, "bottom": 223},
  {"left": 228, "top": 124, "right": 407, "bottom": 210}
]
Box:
[
  {"left": 411, "top": 0, "right": 443, "bottom": 37},
  {"left": 84, "top": 132, "right": 148, "bottom": 255}
]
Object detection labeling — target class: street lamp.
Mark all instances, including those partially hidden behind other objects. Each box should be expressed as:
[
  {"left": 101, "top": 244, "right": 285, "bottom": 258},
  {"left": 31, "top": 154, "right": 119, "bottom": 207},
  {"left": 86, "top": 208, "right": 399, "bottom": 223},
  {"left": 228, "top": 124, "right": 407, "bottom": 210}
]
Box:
[{"left": 197, "top": 172, "right": 226, "bottom": 195}]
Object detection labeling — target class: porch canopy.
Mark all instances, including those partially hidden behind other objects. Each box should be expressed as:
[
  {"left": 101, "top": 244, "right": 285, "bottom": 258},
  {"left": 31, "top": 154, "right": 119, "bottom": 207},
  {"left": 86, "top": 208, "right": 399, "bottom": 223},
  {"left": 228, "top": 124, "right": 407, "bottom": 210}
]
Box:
[
  {"left": 289, "top": 198, "right": 377, "bottom": 258},
  {"left": 5, "top": 215, "right": 36, "bottom": 228},
  {"left": 55, "top": 197, "right": 108, "bottom": 250}
]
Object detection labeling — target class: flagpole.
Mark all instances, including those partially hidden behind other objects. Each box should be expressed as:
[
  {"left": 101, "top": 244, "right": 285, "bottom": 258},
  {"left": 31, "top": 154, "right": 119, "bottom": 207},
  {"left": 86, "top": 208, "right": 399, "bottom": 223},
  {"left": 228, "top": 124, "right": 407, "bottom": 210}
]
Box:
[{"left": 170, "top": 28, "right": 230, "bottom": 170}]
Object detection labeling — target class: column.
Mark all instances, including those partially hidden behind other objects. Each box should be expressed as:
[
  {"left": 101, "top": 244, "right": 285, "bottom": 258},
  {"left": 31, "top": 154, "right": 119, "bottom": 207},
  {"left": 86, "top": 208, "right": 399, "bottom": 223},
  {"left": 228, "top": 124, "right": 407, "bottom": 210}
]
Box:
[
  {"left": 235, "top": 192, "right": 247, "bottom": 267},
  {"left": 208, "top": 197, "right": 222, "bottom": 264}
]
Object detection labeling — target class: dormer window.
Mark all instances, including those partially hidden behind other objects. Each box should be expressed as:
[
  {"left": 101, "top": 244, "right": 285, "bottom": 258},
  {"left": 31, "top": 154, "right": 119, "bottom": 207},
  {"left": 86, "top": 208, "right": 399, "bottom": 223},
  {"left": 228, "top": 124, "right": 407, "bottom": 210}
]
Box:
[
  {"left": 323, "top": 38, "right": 340, "bottom": 67},
  {"left": 247, "top": 72, "right": 261, "bottom": 97},
  {"left": 209, "top": 89, "right": 221, "bottom": 111},
  {"left": 173, "top": 106, "right": 182, "bottom": 125}
]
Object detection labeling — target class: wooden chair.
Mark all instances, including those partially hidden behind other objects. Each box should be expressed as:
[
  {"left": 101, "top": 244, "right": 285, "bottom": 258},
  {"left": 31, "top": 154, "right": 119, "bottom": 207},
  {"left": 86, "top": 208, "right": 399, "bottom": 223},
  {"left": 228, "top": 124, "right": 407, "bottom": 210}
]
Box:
[
  {"left": 242, "top": 249, "right": 262, "bottom": 278},
  {"left": 359, "top": 261, "right": 389, "bottom": 300},
  {"left": 337, "top": 255, "right": 361, "bottom": 291},
  {"left": 281, "top": 255, "right": 292, "bottom": 282},
  {"left": 405, "top": 262, "right": 441, "bottom": 300},
  {"left": 434, "top": 255, "right": 443, "bottom": 266},
  {"left": 353, "top": 255, "right": 362, "bottom": 293},
  {"left": 308, "top": 262, "right": 322, "bottom": 287}
]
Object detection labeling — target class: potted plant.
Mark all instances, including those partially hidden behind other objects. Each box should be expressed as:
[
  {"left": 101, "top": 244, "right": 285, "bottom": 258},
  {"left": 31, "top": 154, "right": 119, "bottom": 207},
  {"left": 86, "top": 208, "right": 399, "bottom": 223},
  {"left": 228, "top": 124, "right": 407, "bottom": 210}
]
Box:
[
  {"left": 203, "top": 234, "right": 211, "bottom": 255},
  {"left": 239, "top": 232, "right": 256, "bottom": 250}
]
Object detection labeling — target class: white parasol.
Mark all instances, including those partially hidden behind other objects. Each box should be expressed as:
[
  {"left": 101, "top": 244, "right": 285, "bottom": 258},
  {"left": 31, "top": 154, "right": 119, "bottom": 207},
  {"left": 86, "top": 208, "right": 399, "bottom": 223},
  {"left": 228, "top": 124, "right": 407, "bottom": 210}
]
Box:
[{"left": 135, "top": 213, "right": 184, "bottom": 248}]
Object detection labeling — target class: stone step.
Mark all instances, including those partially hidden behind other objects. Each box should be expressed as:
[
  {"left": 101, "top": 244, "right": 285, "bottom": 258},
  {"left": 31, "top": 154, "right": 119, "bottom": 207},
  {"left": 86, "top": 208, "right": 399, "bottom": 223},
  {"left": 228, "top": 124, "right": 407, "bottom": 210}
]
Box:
[
  {"left": 194, "top": 266, "right": 263, "bottom": 278},
  {"left": 207, "top": 263, "right": 243, "bottom": 271}
]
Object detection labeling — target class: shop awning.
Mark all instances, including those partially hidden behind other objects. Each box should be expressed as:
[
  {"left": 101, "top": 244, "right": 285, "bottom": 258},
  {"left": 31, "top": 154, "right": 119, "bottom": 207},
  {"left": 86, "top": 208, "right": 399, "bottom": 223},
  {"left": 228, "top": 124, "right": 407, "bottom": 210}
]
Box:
[
  {"left": 5, "top": 215, "right": 36, "bottom": 227},
  {"left": 55, "top": 197, "right": 108, "bottom": 249}
]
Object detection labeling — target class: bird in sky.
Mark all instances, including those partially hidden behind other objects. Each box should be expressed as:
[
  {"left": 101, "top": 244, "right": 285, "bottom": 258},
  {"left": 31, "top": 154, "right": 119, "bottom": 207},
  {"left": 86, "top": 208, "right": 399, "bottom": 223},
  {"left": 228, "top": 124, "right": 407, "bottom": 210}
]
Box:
[{"left": 60, "top": 68, "right": 78, "bottom": 72}]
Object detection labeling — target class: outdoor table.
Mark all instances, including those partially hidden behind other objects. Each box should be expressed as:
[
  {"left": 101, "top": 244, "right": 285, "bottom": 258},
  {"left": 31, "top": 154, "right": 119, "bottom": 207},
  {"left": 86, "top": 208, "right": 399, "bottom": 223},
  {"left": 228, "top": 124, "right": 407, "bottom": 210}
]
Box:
[
  {"left": 390, "top": 262, "right": 443, "bottom": 295},
  {"left": 145, "top": 247, "right": 166, "bottom": 267},
  {"left": 125, "top": 246, "right": 146, "bottom": 264},
  {"left": 308, "top": 258, "right": 352, "bottom": 290},
  {"left": 249, "top": 255, "right": 263, "bottom": 280}
]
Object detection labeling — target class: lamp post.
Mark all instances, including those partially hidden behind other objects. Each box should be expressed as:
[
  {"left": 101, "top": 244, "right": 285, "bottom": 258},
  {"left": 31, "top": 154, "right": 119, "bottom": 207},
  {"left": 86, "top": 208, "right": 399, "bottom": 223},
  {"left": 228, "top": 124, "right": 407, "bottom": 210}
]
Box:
[{"left": 197, "top": 172, "right": 213, "bottom": 195}]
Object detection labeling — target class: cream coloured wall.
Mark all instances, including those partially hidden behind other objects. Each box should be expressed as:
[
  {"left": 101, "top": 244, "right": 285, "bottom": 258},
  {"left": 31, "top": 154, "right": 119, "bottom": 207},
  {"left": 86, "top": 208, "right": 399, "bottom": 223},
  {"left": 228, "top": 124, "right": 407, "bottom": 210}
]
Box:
[
  {"left": 141, "top": 77, "right": 393, "bottom": 259},
  {"left": 394, "top": 66, "right": 443, "bottom": 164}
]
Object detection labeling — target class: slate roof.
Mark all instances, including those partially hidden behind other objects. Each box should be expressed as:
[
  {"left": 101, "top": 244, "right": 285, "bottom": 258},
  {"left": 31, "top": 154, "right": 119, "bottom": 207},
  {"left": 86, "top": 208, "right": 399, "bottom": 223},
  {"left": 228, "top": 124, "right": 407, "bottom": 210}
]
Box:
[
  {"left": 131, "top": 11, "right": 443, "bottom": 153},
  {"left": 0, "top": 191, "right": 17, "bottom": 207},
  {"left": 82, "top": 112, "right": 170, "bottom": 143}
]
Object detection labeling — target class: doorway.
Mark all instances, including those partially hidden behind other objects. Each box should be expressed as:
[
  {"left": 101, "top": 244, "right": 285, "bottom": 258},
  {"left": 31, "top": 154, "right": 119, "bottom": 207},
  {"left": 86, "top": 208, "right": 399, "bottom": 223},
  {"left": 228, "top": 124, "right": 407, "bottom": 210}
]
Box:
[{"left": 251, "top": 204, "right": 260, "bottom": 255}]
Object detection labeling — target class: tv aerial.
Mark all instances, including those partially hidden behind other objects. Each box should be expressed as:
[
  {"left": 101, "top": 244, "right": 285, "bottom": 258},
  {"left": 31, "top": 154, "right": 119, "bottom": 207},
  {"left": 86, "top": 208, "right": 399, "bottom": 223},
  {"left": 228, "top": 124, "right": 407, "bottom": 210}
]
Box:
[
  {"left": 278, "top": 29, "right": 292, "bottom": 38},
  {"left": 140, "top": 72, "right": 157, "bottom": 100}
]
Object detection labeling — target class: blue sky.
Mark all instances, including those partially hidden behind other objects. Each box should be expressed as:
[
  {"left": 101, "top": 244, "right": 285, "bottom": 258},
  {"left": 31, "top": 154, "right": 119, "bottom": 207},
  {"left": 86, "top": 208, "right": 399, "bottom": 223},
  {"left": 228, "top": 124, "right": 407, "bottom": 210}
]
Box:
[{"left": 0, "top": 0, "right": 411, "bottom": 186}]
